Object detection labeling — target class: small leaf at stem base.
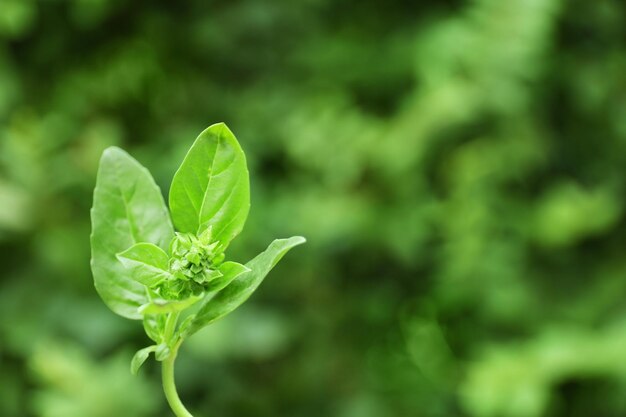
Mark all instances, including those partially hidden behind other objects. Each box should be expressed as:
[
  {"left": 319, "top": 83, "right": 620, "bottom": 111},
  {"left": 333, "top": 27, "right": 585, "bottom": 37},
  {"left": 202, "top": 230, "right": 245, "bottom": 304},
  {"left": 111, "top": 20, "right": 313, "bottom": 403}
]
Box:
[{"left": 131, "top": 345, "right": 158, "bottom": 375}]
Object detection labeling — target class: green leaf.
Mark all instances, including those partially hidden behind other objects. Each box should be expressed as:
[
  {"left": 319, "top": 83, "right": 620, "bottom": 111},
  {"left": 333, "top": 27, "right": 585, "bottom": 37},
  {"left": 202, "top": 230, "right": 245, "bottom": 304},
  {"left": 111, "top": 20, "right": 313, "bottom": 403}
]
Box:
[
  {"left": 205, "top": 261, "right": 251, "bottom": 292},
  {"left": 91, "top": 147, "right": 174, "bottom": 320},
  {"left": 154, "top": 344, "right": 171, "bottom": 361},
  {"left": 117, "top": 243, "right": 172, "bottom": 287},
  {"left": 185, "top": 236, "right": 306, "bottom": 336},
  {"left": 138, "top": 295, "right": 203, "bottom": 315},
  {"left": 130, "top": 345, "right": 157, "bottom": 375},
  {"left": 177, "top": 315, "right": 195, "bottom": 336},
  {"left": 143, "top": 315, "right": 165, "bottom": 343},
  {"left": 168, "top": 122, "right": 250, "bottom": 247}
]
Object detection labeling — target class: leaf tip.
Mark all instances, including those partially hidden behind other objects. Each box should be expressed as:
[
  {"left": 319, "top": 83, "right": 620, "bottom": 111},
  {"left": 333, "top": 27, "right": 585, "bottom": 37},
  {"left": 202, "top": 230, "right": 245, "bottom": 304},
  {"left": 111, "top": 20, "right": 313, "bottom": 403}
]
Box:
[
  {"left": 101, "top": 146, "right": 127, "bottom": 161},
  {"left": 198, "top": 121, "right": 230, "bottom": 138},
  {"left": 205, "top": 121, "right": 240, "bottom": 144}
]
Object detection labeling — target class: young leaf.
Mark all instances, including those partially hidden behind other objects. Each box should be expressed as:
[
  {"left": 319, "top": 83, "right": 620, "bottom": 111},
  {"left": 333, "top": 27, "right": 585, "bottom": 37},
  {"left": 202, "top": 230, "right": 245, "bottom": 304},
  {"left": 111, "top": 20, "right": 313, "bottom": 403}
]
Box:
[
  {"left": 91, "top": 147, "right": 174, "bottom": 320},
  {"left": 205, "top": 261, "right": 251, "bottom": 292},
  {"left": 168, "top": 122, "right": 250, "bottom": 247},
  {"left": 185, "top": 236, "right": 306, "bottom": 336},
  {"left": 131, "top": 345, "right": 158, "bottom": 375},
  {"left": 138, "top": 295, "right": 203, "bottom": 315},
  {"left": 177, "top": 315, "right": 195, "bottom": 337},
  {"left": 117, "top": 243, "right": 172, "bottom": 287},
  {"left": 155, "top": 344, "right": 171, "bottom": 361},
  {"left": 143, "top": 315, "right": 165, "bottom": 343}
]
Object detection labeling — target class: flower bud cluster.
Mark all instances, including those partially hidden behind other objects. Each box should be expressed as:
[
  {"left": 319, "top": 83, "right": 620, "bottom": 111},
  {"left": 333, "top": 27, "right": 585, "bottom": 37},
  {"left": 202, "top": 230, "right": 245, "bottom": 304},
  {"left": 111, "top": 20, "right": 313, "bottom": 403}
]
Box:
[{"left": 157, "top": 228, "right": 224, "bottom": 299}]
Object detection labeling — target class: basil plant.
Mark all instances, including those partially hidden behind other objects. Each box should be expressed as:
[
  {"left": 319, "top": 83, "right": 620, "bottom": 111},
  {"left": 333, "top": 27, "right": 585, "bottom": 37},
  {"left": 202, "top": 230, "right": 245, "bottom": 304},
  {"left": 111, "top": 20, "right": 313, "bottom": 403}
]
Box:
[{"left": 90, "top": 123, "right": 305, "bottom": 417}]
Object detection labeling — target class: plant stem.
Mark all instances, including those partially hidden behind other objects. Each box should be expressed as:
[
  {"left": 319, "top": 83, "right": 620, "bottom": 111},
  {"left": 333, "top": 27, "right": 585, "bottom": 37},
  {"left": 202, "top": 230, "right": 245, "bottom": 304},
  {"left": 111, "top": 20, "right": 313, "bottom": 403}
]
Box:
[
  {"left": 161, "top": 312, "right": 193, "bottom": 417},
  {"left": 164, "top": 311, "right": 180, "bottom": 342},
  {"left": 162, "top": 341, "right": 193, "bottom": 417}
]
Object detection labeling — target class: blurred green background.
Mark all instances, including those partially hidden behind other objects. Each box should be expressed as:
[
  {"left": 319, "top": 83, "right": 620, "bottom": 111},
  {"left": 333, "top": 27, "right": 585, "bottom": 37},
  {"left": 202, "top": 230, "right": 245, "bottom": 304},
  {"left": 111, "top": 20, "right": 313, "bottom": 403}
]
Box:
[{"left": 1, "top": 0, "right": 626, "bottom": 416}]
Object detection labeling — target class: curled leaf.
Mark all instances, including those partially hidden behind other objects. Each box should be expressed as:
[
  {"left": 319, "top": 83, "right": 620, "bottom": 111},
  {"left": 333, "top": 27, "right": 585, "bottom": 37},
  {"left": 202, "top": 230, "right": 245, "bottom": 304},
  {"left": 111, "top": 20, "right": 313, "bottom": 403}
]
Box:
[
  {"left": 155, "top": 344, "right": 171, "bottom": 361},
  {"left": 131, "top": 345, "right": 158, "bottom": 375},
  {"left": 143, "top": 314, "right": 166, "bottom": 343}
]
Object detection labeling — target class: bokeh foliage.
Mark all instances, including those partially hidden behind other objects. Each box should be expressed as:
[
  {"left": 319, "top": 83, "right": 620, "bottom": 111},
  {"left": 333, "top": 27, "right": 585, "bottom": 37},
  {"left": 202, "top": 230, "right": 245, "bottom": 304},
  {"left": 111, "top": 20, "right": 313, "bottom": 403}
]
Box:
[{"left": 1, "top": 0, "right": 626, "bottom": 416}]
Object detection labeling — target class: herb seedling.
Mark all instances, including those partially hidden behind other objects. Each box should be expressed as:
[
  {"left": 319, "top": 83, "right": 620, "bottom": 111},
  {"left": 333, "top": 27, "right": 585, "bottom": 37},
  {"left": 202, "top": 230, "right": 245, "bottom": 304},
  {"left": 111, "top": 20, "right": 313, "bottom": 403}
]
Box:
[{"left": 90, "top": 123, "right": 305, "bottom": 417}]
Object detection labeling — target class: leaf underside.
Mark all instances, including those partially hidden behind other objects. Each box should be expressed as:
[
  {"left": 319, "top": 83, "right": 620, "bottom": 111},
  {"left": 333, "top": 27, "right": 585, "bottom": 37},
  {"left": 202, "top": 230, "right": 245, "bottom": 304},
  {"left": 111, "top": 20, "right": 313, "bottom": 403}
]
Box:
[
  {"left": 131, "top": 345, "right": 157, "bottom": 375},
  {"left": 90, "top": 147, "right": 174, "bottom": 320}
]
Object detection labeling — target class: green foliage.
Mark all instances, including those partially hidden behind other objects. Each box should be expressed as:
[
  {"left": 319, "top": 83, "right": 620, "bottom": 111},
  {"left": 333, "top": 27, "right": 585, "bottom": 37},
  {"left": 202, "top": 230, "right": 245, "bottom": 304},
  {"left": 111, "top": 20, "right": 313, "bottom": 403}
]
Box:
[
  {"left": 2, "top": 0, "right": 626, "bottom": 416},
  {"left": 130, "top": 345, "right": 158, "bottom": 376},
  {"left": 90, "top": 122, "right": 304, "bottom": 415},
  {"left": 166, "top": 230, "right": 226, "bottom": 298},
  {"left": 91, "top": 147, "right": 174, "bottom": 319},
  {"left": 186, "top": 236, "right": 307, "bottom": 336},
  {"left": 117, "top": 243, "right": 172, "bottom": 287},
  {"left": 169, "top": 123, "right": 250, "bottom": 242}
]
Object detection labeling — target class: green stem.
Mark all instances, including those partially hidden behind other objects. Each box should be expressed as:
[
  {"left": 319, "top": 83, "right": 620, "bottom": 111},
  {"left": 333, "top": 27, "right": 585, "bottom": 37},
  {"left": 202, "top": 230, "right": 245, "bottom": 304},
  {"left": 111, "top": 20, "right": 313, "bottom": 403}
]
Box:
[
  {"left": 162, "top": 340, "right": 193, "bottom": 417},
  {"left": 161, "top": 312, "right": 193, "bottom": 417},
  {"left": 164, "top": 311, "right": 180, "bottom": 343}
]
